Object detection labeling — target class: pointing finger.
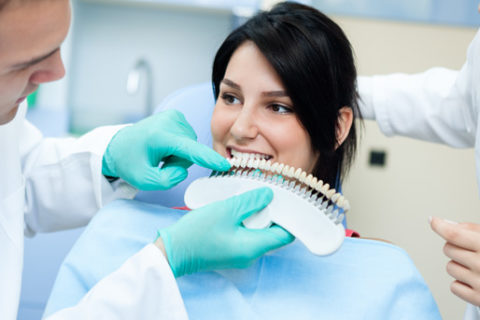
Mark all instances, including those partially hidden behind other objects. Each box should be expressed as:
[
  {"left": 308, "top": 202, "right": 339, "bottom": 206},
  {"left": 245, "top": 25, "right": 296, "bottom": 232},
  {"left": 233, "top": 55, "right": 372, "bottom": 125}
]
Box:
[{"left": 169, "top": 137, "right": 231, "bottom": 172}]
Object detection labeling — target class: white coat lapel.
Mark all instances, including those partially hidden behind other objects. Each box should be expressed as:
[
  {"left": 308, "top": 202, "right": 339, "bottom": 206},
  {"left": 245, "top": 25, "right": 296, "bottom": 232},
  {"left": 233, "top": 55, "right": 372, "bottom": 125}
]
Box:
[{"left": 0, "top": 102, "right": 27, "bottom": 320}]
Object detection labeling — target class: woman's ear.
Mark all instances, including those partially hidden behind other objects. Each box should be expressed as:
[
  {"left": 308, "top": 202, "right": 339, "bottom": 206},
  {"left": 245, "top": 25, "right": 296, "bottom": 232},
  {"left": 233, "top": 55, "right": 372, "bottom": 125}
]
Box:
[{"left": 335, "top": 107, "right": 353, "bottom": 149}]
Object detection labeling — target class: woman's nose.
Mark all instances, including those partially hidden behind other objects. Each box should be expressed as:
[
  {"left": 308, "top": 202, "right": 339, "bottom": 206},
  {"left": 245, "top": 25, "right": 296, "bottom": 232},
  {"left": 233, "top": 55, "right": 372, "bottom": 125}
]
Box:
[
  {"left": 29, "top": 50, "right": 66, "bottom": 85},
  {"left": 229, "top": 106, "right": 259, "bottom": 141}
]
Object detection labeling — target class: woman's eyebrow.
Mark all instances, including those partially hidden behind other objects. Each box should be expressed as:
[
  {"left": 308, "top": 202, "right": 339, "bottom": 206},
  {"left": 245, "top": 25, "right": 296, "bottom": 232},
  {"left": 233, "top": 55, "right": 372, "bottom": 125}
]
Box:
[
  {"left": 222, "top": 79, "right": 288, "bottom": 97},
  {"left": 221, "top": 78, "right": 241, "bottom": 90},
  {"left": 262, "top": 90, "right": 288, "bottom": 97}
]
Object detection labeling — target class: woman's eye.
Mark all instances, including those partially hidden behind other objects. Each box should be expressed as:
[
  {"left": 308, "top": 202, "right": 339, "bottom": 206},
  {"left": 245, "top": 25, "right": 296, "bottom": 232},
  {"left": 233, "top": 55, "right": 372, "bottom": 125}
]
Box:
[
  {"left": 270, "top": 104, "right": 293, "bottom": 114},
  {"left": 221, "top": 93, "right": 241, "bottom": 105}
]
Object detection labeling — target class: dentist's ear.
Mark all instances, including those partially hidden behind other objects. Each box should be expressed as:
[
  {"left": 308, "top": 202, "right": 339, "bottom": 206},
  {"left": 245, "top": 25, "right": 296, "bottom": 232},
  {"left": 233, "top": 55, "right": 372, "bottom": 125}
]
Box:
[{"left": 335, "top": 107, "right": 353, "bottom": 149}]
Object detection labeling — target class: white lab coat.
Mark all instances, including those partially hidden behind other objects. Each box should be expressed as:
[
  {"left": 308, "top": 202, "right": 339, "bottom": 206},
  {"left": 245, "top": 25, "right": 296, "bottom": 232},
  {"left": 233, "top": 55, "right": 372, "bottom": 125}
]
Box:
[
  {"left": 0, "top": 102, "right": 188, "bottom": 319},
  {"left": 358, "top": 29, "right": 480, "bottom": 320}
]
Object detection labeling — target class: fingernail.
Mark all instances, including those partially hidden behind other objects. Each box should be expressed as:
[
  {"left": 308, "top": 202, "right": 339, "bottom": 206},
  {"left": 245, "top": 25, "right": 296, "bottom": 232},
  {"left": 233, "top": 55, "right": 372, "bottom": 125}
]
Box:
[{"left": 444, "top": 219, "right": 458, "bottom": 225}]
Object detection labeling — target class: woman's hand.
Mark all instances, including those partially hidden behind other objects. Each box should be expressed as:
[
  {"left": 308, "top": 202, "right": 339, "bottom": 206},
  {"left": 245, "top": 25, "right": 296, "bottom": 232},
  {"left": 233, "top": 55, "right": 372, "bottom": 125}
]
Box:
[{"left": 430, "top": 216, "right": 480, "bottom": 306}]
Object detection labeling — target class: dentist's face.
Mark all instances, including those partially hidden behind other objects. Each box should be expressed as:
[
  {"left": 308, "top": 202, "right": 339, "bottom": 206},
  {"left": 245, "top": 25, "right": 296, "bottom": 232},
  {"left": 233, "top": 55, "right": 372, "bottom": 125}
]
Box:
[
  {"left": 0, "top": 0, "right": 70, "bottom": 125},
  {"left": 211, "top": 41, "right": 319, "bottom": 173}
]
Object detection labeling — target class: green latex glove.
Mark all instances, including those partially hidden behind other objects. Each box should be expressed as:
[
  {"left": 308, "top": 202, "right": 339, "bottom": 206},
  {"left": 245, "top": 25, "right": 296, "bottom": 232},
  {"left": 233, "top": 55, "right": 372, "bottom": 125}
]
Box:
[
  {"left": 102, "top": 110, "right": 230, "bottom": 190},
  {"left": 158, "top": 187, "right": 294, "bottom": 277}
]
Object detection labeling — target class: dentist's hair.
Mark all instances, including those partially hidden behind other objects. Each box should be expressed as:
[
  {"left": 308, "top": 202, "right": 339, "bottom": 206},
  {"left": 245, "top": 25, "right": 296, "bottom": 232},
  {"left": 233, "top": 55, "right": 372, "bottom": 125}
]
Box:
[{"left": 212, "top": 2, "right": 362, "bottom": 187}]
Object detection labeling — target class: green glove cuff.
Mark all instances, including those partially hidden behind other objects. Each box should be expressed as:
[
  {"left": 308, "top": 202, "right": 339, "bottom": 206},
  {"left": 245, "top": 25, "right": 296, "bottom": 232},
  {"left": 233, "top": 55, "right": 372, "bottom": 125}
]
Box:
[
  {"left": 102, "top": 136, "right": 118, "bottom": 178},
  {"left": 157, "top": 229, "right": 180, "bottom": 278}
]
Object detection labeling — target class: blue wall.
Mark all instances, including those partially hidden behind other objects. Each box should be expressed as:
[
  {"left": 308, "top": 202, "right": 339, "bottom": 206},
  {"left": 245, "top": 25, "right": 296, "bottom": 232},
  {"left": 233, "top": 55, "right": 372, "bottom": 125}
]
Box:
[{"left": 313, "top": 0, "right": 480, "bottom": 27}]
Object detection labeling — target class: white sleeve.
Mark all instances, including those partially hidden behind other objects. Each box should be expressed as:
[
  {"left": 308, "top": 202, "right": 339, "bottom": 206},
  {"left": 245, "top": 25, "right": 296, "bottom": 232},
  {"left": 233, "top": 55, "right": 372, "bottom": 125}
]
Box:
[
  {"left": 357, "top": 31, "right": 480, "bottom": 149},
  {"left": 358, "top": 67, "right": 475, "bottom": 148},
  {"left": 20, "top": 121, "right": 137, "bottom": 236},
  {"left": 464, "top": 303, "right": 480, "bottom": 320},
  {"left": 45, "top": 244, "right": 188, "bottom": 320}
]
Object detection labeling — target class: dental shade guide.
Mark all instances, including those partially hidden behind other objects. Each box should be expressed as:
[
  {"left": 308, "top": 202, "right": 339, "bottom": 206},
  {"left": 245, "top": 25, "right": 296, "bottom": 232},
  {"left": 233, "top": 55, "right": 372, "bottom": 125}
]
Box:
[{"left": 184, "top": 158, "right": 350, "bottom": 256}]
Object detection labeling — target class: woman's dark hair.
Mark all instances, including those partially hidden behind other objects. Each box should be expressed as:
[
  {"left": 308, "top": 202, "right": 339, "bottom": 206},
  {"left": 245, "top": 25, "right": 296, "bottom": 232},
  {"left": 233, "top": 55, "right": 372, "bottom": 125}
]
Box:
[{"left": 212, "top": 2, "right": 362, "bottom": 187}]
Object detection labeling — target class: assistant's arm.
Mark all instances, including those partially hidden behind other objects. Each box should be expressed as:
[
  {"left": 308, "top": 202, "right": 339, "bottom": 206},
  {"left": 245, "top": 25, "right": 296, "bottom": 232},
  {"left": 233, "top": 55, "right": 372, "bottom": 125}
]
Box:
[
  {"left": 358, "top": 32, "right": 480, "bottom": 148},
  {"left": 20, "top": 121, "right": 136, "bottom": 236}
]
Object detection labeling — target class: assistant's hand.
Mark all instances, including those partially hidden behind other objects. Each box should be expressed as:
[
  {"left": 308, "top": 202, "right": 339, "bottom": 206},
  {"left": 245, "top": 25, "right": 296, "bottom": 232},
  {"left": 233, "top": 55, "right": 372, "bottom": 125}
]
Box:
[
  {"left": 102, "top": 110, "right": 230, "bottom": 190},
  {"left": 156, "top": 187, "right": 294, "bottom": 277},
  {"left": 430, "top": 216, "right": 480, "bottom": 306}
]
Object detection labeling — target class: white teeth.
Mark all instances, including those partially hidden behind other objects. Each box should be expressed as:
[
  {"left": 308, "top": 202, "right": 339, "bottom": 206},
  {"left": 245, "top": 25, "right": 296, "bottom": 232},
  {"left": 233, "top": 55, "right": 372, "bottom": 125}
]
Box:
[
  {"left": 288, "top": 167, "right": 295, "bottom": 178},
  {"left": 337, "top": 195, "right": 345, "bottom": 207},
  {"left": 326, "top": 189, "right": 336, "bottom": 199},
  {"left": 276, "top": 163, "right": 284, "bottom": 174},
  {"left": 282, "top": 165, "right": 290, "bottom": 176},
  {"left": 247, "top": 158, "right": 254, "bottom": 168},
  {"left": 331, "top": 193, "right": 341, "bottom": 203},
  {"left": 320, "top": 183, "right": 329, "bottom": 195},
  {"left": 310, "top": 177, "right": 317, "bottom": 189},
  {"left": 305, "top": 174, "right": 313, "bottom": 186},
  {"left": 240, "top": 158, "right": 248, "bottom": 168},
  {"left": 265, "top": 160, "right": 272, "bottom": 170},
  {"left": 230, "top": 149, "right": 271, "bottom": 161},
  {"left": 294, "top": 168, "right": 302, "bottom": 179},
  {"left": 271, "top": 162, "right": 279, "bottom": 173},
  {"left": 259, "top": 159, "right": 267, "bottom": 170},
  {"left": 299, "top": 171, "right": 307, "bottom": 183}
]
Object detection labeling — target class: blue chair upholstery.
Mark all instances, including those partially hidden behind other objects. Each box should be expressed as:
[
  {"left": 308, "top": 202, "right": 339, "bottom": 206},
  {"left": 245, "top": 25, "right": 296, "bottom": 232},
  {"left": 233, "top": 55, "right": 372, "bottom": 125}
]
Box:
[{"left": 135, "top": 82, "right": 215, "bottom": 207}]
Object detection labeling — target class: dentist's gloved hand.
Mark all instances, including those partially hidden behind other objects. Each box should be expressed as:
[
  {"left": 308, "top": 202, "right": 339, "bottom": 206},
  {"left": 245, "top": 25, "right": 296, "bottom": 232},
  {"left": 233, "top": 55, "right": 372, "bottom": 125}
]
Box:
[
  {"left": 156, "top": 187, "right": 294, "bottom": 277},
  {"left": 102, "top": 110, "right": 230, "bottom": 190}
]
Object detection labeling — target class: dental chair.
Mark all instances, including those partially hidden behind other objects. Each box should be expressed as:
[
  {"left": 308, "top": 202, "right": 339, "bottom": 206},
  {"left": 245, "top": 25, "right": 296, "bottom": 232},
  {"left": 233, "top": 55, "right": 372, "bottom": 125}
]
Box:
[{"left": 43, "top": 83, "right": 441, "bottom": 319}]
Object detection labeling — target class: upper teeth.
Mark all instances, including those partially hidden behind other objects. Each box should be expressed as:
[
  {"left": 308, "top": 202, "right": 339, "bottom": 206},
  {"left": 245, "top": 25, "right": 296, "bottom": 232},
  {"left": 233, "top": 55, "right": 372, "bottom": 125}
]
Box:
[{"left": 231, "top": 149, "right": 270, "bottom": 160}]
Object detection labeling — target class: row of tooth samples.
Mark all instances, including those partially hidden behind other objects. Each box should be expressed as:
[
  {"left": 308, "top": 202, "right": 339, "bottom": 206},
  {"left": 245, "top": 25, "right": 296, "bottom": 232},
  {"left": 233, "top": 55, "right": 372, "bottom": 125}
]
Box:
[{"left": 226, "top": 157, "right": 350, "bottom": 213}]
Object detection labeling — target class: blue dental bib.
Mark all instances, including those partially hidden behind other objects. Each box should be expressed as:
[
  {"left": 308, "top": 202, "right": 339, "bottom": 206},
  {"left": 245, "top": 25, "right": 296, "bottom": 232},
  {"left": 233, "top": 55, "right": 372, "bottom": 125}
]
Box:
[{"left": 45, "top": 199, "right": 441, "bottom": 319}]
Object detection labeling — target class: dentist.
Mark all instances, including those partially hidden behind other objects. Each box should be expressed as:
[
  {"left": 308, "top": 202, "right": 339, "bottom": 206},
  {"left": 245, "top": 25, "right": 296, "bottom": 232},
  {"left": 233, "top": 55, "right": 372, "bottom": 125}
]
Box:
[
  {"left": 358, "top": 21, "right": 480, "bottom": 320},
  {"left": 0, "top": 0, "right": 292, "bottom": 319}
]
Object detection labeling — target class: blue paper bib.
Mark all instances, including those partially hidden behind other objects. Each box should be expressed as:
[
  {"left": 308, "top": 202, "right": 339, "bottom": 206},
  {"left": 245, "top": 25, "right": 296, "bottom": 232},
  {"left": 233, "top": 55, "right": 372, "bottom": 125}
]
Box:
[{"left": 45, "top": 199, "right": 441, "bottom": 319}]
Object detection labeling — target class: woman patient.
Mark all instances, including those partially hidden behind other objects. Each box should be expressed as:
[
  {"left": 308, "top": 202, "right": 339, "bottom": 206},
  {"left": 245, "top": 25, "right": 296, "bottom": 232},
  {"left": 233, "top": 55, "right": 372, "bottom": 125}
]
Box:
[{"left": 45, "top": 2, "right": 441, "bottom": 319}]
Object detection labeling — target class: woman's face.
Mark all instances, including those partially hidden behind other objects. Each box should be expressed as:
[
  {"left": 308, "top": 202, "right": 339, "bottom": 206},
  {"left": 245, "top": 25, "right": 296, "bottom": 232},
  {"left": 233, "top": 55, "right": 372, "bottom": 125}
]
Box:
[{"left": 211, "top": 41, "right": 319, "bottom": 173}]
